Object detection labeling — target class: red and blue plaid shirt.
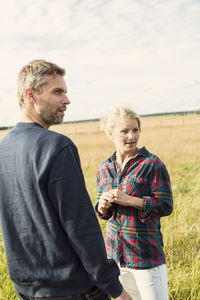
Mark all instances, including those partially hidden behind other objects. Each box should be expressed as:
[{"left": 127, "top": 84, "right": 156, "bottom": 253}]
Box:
[{"left": 95, "top": 147, "right": 173, "bottom": 269}]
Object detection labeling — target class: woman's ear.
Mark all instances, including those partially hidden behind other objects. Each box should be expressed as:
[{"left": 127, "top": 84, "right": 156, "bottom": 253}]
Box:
[{"left": 107, "top": 129, "right": 113, "bottom": 140}]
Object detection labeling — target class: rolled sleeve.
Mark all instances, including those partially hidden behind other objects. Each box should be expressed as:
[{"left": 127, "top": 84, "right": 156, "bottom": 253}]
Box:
[
  {"left": 139, "top": 162, "right": 173, "bottom": 222},
  {"left": 95, "top": 201, "right": 113, "bottom": 220},
  {"left": 96, "top": 171, "right": 113, "bottom": 220}
]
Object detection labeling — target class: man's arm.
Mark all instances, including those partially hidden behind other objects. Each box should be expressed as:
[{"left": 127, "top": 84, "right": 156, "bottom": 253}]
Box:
[{"left": 48, "top": 144, "right": 127, "bottom": 298}]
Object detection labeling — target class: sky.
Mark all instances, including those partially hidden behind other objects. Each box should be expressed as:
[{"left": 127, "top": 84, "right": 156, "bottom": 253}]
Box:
[{"left": 0, "top": 0, "right": 199, "bottom": 126}]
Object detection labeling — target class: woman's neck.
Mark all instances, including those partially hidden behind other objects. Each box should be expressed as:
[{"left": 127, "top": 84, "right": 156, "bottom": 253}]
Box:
[{"left": 115, "top": 148, "right": 139, "bottom": 170}]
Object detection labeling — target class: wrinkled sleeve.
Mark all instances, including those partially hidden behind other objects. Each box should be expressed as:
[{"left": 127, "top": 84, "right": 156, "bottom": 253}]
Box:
[
  {"left": 139, "top": 160, "right": 173, "bottom": 222},
  {"left": 95, "top": 167, "right": 113, "bottom": 220},
  {"left": 48, "top": 145, "right": 122, "bottom": 298}
]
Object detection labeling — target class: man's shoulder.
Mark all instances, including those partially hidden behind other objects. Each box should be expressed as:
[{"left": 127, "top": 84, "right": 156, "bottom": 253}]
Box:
[
  {"left": 45, "top": 128, "right": 74, "bottom": 147},
  {"left": 36, "top": 128, "right": 77, "bottom": 159},
  {"left": 0, "top": 123, "right": 76, "bottom": 156}
]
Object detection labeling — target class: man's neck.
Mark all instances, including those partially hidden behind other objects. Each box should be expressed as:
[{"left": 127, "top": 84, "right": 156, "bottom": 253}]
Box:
[{"left": 21, "top": 107, "right": 49, "bottom": 129}]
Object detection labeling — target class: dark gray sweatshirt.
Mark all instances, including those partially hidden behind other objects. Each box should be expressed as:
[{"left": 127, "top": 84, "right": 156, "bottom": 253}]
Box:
[{"left": 0, "top": 122, "right": 122, "bottom": 298}]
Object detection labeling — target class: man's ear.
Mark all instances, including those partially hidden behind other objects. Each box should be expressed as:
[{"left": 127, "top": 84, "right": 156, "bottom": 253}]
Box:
[{"left": 24, "top": 88, "right": 35, "bottom": 103}]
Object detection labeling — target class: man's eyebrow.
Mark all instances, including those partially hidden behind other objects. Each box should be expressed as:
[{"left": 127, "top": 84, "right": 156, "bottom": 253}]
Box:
[{"left": 52, "top": 87, "right": 67, "bottom": 93}]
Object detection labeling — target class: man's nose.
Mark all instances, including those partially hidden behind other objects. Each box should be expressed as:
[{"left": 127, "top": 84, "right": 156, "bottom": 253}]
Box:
[{"left": 63, "top": 95, "right": 71, "bottom": 104}]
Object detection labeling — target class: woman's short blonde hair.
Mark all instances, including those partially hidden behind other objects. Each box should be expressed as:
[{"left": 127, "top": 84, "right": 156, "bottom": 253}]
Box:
[
  {"left": 17, "top": 59, "right": 65, "bottom": 108},
  {"left": 101, "top": 106, "right": 141, "bottom": 136}
]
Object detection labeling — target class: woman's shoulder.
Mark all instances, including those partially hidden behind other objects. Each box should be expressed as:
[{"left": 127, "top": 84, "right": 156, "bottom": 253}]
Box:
[
  {"left": 140, "top": 147, "right": 166, "bottom": 167},
  {"left": 97, "top": 152, "right": 116, "bottom": 170}
]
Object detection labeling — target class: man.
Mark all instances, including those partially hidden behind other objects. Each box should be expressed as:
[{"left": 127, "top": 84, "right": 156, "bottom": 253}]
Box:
[{"left": 0, "top": 60, "right": 131, "bottom": 300}]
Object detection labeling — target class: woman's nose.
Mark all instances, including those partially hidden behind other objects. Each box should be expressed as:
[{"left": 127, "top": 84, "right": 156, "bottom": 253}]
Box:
[{"left": 128, "top": 131, "right": 134, "bottom": 139}]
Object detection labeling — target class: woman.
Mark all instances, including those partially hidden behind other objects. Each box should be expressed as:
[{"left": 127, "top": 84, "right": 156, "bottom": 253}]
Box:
[{"left": 95, "top": 106, "right": 173, "bottom": 300}]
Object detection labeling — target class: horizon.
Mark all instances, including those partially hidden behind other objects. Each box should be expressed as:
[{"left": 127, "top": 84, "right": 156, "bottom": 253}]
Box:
[{"left": 0, "top": 109, "right": 199, "bottom": 130}]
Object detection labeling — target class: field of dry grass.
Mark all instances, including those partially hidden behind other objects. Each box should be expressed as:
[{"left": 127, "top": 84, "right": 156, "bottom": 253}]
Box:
[
  {"left": 49, "top": 113, "right": 200, "bottom": 166},
  {"left": 0, "top": 113, "right": 200, "bottom": 299}
]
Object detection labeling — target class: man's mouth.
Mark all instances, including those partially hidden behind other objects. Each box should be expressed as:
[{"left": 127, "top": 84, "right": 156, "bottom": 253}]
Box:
[
  {"left": 59, "top": 106, "right": 66, "bottom": 112},
  {"left": 58, "top": 107, "right": 66, "bottom": 115}
]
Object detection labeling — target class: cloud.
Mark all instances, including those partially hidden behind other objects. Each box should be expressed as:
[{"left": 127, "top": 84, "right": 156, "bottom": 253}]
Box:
[
  {"left": 0, "top": 0, "right": 200, "bottom": 125},
  {"left": 0, "top": 0, "right": 71, "bottom": 37}
]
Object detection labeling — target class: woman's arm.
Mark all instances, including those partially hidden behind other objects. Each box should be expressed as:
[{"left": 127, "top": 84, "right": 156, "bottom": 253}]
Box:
[
  {"left": 109, "top": 189, "right": 144, "bottom": 210},
  {"left": 105, "top": 161, "right": 172, "bottom": 219}
]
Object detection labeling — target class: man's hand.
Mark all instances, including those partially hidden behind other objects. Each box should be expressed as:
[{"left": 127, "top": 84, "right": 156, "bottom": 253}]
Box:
[{"left": 115, "top": 288, "right": 132, "bottom": 300}]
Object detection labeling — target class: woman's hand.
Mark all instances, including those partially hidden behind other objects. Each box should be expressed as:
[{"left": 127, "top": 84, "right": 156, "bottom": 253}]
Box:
[
  {"left": 98, "top": 189, "right": 144, "bottom": 213},
  {"left": 98, "top": 191, "right": 114, "bottom": 215},
  {"left": 109, "top": 189, "right": 131, "bottom": 206},
  {"left": 110, "top": 189, "right": 144, "bottom": 210}
]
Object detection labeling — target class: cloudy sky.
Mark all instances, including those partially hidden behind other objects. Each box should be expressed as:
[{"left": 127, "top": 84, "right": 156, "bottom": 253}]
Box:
[{"left": 0, "top": 0, "right": 199, "bottom": 126}]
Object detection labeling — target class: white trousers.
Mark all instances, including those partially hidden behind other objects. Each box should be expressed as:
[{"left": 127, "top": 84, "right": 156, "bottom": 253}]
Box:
[{"left": 119, "top": 264, "right": 169, "bottom": 300}]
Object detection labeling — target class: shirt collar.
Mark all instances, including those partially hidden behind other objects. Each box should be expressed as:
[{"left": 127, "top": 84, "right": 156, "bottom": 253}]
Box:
[{"left": 108, "top": 146, "right": 149, "bottom": 162}]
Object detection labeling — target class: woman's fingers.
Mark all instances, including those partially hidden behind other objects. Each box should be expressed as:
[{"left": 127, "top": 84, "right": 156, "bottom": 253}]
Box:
[
  {"left": 99, "top": 192, "right": 114, "bottom": 210},
  {"left": 101, "top": 200, "right": 112, "bottom": 209},
  {"left": 100, "top": 191, "right": 114, "bottom": 202}
]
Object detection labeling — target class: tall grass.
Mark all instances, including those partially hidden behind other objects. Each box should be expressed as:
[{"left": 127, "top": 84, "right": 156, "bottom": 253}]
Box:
[{"left": 0, "top": 114, "right": 200, "bottom": 299}]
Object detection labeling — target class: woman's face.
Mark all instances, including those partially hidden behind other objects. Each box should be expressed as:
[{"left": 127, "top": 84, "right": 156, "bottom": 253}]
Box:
[{"left": 110, "top": 117, "right": 140, "bottom": 156}]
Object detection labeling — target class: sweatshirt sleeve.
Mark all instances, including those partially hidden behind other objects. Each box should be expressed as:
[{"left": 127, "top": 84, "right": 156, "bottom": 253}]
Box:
[{"left": 48, "top": 144, "right": 122, "bottom": 298}]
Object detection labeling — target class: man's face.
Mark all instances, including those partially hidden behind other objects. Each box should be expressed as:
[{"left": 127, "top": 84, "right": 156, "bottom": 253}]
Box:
[{"left": 33, "top": 74, "right": 70, "bottom": 127}]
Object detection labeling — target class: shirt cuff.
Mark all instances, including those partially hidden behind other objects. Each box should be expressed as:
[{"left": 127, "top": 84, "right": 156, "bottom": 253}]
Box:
[
  {"left": 95, "top": 203, "right": 112, "bottom": 220},
  {"left": 138, "top": 196, "right": 153, "bottom": 222}
]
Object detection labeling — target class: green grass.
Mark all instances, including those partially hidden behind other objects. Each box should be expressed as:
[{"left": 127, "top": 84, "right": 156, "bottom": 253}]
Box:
[
  {"left": 81, "top": 159, "right": 200, "bottom": 299},
  {"left": 0, "top": 237, "right": 18, "bottom": 300},
  {"left": 161, "top": 163, "right": 200, "bottom": 300}
]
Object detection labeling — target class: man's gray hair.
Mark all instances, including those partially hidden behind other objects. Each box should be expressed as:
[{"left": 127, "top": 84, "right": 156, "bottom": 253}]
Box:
[{"left": 17, "top": 59, "right": 66, "bottom": 108}]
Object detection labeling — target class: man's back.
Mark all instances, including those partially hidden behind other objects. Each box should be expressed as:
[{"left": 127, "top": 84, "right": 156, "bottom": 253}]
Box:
[{"left": 0, "top": 122, "right": 122, "bottom": 298}]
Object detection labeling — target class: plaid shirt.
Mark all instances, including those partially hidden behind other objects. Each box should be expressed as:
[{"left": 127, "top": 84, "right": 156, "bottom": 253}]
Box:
[{"left": 95, "top": 147, "right": 173, "bottom": 269}]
